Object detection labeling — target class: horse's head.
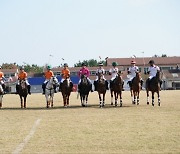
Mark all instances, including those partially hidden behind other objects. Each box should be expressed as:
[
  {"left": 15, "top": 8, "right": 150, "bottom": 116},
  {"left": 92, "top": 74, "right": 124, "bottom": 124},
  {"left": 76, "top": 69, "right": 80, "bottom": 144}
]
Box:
[
  {"left": 135, "top": 71, "right": 141, "bottom": 80},
  {"left": 81, "top": 75, "right": 88, "bottom": 85},
  {"left": 20, "top": 80, "right": 27, "bottom": 89},
  {"left": 98, "top": 73, "right": 104, "bottom": 82},
  {"left": 50, "top": 76, "right": 59, "bottom": 86}
]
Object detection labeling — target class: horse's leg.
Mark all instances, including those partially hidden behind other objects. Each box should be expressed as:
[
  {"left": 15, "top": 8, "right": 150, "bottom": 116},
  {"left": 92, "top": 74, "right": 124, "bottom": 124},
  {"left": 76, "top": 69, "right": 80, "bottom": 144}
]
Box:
[
  {"left": 86, "top": 94, "right": 88, "bottom": 107},
  {"left": 67, "top": 95, "right": 69, "bottom": 107},
  {"left": 131, "top": 90, "right": 134, "bottom": 104},
  {"left": 110, "top": 90, "right": 113, "bottom": 105},
  {"left": 137, "top": 91, "right": 140, "bottom": 105},
  {"left": 120, "top": 91, "right": 122, "bottom": 107},
  {"left": 20, "top": 96, "right": 23, "bottom": 108},
  {"left": 102, "top": 93, "right": 105, "bottom": 107},
  {"left": 146, "top": 90, "right": 150, "bottom": 105},
  {"left": 152, "top": 92, "right": 155, "bottom": 106},
  {"left": 157, "top": 91, "right": 160, "bottom": 106},
  {"left": 24, "top": 96, "right": 27, "bottom": 108},
  {"left": 133, "top": 91, "right": 136, "bottom": 104},
  {"left": 0, "top": 96, "right": 2, "bottom": 108},
  {"left": 114, "top": 92, "right": 117, "bottom": 107},
  {"left": 99, "top": 93, "right": 102, "bottom": 108},
  {"left": 51, "top": 96, "right": 53, "bottom": 107}
]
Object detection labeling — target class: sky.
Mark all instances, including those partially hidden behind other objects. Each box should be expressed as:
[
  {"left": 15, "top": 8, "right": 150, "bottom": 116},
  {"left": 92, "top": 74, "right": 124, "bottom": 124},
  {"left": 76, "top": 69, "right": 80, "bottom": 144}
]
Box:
[{"left": 0, "top": 0, "right": 180, "bottom": 67}]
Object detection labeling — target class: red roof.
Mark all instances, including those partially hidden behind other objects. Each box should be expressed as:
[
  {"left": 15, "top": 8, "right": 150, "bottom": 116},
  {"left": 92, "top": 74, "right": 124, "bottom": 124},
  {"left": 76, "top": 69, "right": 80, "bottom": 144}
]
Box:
[{"left": 107, "top": 57, "right": 180, "bottom": 66}]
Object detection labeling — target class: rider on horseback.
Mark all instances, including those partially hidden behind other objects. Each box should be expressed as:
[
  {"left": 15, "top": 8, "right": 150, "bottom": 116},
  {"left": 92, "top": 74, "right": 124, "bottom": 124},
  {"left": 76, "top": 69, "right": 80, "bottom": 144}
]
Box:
[
  {"left": 127, "top": 60, "right": 143, "bottom": 89},
  {"left": 146, "top": 60, "right": 162, "bottom": 89},
  {"left": 42, "top": 65, "right": 56, "bottom": 94},
  {"left": 16, "top": 66, "right": 31, "bottom": 95},
  {"left": 78, "top": 63, "right": 93, "bottom": 92},
  {"left": 94, "top": 62, "right": 109, "bottom": 91},
  {"left": 109, "top": 62, "right": 119, "bottom": 89},
  {"left": 0, "top": 66, "right": 6, "bottom": 94},
  {"left": 59, "top": 63, "right": 73, "bottom": 91}
]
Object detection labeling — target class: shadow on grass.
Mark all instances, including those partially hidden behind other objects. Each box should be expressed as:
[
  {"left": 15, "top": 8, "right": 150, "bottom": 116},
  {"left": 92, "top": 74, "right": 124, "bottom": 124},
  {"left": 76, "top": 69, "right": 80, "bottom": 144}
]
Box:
[{"left": 0, "top": 104, "right": 133, "bottom": 110}]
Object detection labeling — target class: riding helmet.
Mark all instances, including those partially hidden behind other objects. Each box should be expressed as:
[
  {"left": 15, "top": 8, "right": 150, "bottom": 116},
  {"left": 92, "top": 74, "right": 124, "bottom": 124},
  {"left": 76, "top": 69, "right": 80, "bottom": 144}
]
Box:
[
  {"left": 19, "top": 66, "right": 24, "bottom": 70},
  {"left": 82, "top": 63, "right": 86, "bottom": 66},
  {"left": 64, "top": 63, "right": 68, "bottom": 67},
  {"left": 149, "top": 60, "right": 155, "bottom": 64},
  {"left": 47, "top": 65, "right": 52, "bottom": 70},
  {"left": 112, "top": 62, "right": 117, "bottom": 66},
  {"left": 98, "top": 62, "right": 103, "bottom": 66}
]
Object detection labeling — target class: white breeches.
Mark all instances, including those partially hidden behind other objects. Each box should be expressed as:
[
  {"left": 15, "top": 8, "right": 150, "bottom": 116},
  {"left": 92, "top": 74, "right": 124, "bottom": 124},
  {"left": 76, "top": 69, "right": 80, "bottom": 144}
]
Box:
[
  {"left": 17, "top": 80, "right": 30, "bottom": 85},
  {"left": 78, "top": 77, "right": 92, "bottom": 84}
]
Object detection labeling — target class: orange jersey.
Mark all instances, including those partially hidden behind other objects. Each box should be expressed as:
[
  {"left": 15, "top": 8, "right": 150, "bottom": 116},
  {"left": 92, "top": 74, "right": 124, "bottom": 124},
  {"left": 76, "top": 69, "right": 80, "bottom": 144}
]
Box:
[
  {"left": 18, "top": 71, "right": 27, "bottom": 80},
  {"left": 0, "top": 72, "right": 4, "bottom": 78},
  {"left": 45, "top": 70, "right": 54, "bottom": 80},
  {"left": 61, "top": 68, "right": 70, "bottom": 79}
]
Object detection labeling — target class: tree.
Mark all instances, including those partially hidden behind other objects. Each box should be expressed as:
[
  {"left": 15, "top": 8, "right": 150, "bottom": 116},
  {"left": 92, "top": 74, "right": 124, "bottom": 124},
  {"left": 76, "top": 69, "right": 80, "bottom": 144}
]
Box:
[
  {"left": 161, "top": 54, "right": 167, "bottom": 57},
  {"left": 74, "top": 59, "right": 100, "bottom": 67}
]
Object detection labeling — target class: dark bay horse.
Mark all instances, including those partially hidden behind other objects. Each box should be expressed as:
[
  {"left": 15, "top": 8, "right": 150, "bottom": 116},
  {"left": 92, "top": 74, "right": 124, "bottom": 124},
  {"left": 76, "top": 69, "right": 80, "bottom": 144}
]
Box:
[
  {"left": 0, "top": 84, "right": 3, "bottom": 108},
  {"left": 18, "top": 80, "right": 28, "bottom": 108},
  {"left": 131, "top": 72, "right": 141, "bottom": 105},
  {"left": 61, "top": 78, "right": 73, "bottom": 107},
  {"left": 97, "top": 74, "right": 107, "bottom": 108},
  {"left": 146, "top": 71, "right": 161, "bottom": 106},
  {"left": 111, "top": 73, "right": 123, "bottom": 107},
  {"left": 78, "top": 75, "right": 91, "bottom": 107}
]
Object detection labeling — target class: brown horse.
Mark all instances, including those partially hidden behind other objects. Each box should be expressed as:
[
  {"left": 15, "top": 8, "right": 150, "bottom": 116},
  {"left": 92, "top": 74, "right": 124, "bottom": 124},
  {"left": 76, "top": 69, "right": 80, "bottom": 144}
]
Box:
[
  {"left": 18, "top": 80, "right": 28, "bottom": 108},
  {"left": 61, "top": 78, "right": 73, "bottom": 107},
  {"left": 78, "top": 75, "right": 91, "bottom": 107},
  {"left": 111, "top": 73, "right": 123, "bottom": 107},
  {"left": 97, "top": 74, "right": 107, "bottom": 108},
  {"left": 146, "top": 71, "right": 161, "bottom": 106},
  {"left": 130, "top": 72, "right": 141, "bottom": 105}
]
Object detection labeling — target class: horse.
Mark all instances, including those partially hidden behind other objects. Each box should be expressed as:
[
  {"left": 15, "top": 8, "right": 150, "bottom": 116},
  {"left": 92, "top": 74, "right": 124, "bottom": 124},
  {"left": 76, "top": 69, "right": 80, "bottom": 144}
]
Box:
[
  {"left": 18, "top": 80, "right": 28, "bottom": 108},
  {"left": 78, "top": 75, "right": 91, "bottom": 107},
  {"left": 0, "top": 83, "right": 4, "bottom": 108},
  {"left": 146, "top": 71, "right": 161, "bottom": 106},
  {"left": 97, "top": 74, "right": 107, "bottom": 108},
  {"left": 61, "top": 78, "right": 73, "bottom": 107},
  {"left": 111, "top": 73, "right": 123, "bottom": 107},
  {"left": 45, "top": 76, "right": 59, "bottom": 108},
  {"left": 130, "top": 72, "right": 141, "bottom": 105}
]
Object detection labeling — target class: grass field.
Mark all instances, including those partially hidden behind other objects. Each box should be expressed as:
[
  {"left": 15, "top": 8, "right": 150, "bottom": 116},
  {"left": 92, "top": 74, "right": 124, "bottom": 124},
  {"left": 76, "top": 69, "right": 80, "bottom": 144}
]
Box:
[{"left": 0, "top": 90, "right": 180, "bottom": 154}]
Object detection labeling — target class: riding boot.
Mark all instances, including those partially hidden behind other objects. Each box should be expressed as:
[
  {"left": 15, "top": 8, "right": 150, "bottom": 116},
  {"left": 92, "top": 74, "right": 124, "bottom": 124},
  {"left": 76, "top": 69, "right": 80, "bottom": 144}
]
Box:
[
  {"left": 90, "top": 84, "right": 93, "bottom": 92},
  {"left": 159, "top": 80, "right": 162, "bottom": 90},
  {"left": 16, "top": 84, "right": 19, "bottom": 94},
  {"left": 42, "top": 83, "right": 45, "bottom": 94},
  {"left": 146, "top": 78, "right": 150, "bottom": 89},
  {"left": 110, "top": 80, "right": 113, "bottom": 90},
  {"left": 105, "top": 80, "right": 109, "bottom": 90},
  {"left": 59, "top": 83, "right": 62, "bottom": 92},
  {"left": 128, "top": 81, "right": 132, "bottom": 89},
  {"left": 140, "top": 80, "right": 143, "bottom": 90},
  {"left": 27, "top": 85, "right": 31, "bottom": 95},
  {"left": 122, "top": 81, "right": 124, "bottom": 91},
  {"left": 70, "top": 82, "right": 74, "bottom": 92},
  {"left": 94, "top": 81, "right": 97, "bottom": 91},
  {"left": 53, "top": 85, "right": 57, "bottom": 93},
  {"left": 2, "top": 84, "right": 6, "bottom": 94}
]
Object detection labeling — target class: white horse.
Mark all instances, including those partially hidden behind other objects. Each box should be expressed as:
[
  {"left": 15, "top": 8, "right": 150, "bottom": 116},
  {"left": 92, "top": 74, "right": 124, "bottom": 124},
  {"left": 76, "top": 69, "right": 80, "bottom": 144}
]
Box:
[
  {"left": 0, "top": 84, "right": 4, "bottom": 108},
  {"left": 45, "top": 76, "right": 59, "bottom": 108}
]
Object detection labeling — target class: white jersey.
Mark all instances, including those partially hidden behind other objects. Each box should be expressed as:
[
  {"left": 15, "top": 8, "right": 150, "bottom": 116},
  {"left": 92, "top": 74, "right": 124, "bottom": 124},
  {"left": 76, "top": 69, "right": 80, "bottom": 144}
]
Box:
[
  {"left": 128, "top": 66, "right": 139, "bottom": 78},
  {"left": 109, "top": 67, "right": 118, "bottom": 80},
  {"left": 148, "top": 65, "right": 160, "bottom": 79},
  {"left": 95, "top": 68, "right": 106, "bottom": 81}
]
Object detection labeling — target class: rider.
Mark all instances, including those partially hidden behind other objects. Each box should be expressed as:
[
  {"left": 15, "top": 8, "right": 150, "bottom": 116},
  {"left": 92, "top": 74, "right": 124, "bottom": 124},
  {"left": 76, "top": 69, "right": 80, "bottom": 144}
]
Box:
[
  {"left": 42, "top": 65, "right": 56, "bottom": 94},
  {"left": 59, "top": 63, "right": 73, "bottom": 91},
  {"left": 127, "top": 60, "right": 143, "bottom": 89},
  {"left": 0, "top": 66, "right": 6, "bottom": 93},
  {"left": 78, "top": 63, "right": 93, "bottom": 92},
  {"left": 16, "top": 66, "right": 31, "bottom": 95},
  {"left": 94, "top": 62, "right": 109, "bottom": 91},
  {"left": 146, "top": 60, "right": 162, "bottom": 88},
  {"left": 109, "top": 62, "right": 119, "bottom": 89}
]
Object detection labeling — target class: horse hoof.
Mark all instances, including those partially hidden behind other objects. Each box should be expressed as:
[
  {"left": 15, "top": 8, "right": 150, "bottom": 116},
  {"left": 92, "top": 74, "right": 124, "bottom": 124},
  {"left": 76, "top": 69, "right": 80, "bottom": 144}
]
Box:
[
  {"left": 152, "top": 103, "right": 154, "bottom": 106},
  {"left": 120, "top": 104, "right": 122, "bottom": 107},
  {"left": 137, "top": 103, "right": 139, "bottom": 105},
  {"left": 111, "top": 103, "right": 113, "bottom": 105},
  {"left": 158, "top": 103, "right": 160, "bottom": 106},
  {"left": 147, "top": 102, "right": 149, "bottom": 105}
]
